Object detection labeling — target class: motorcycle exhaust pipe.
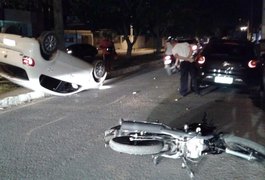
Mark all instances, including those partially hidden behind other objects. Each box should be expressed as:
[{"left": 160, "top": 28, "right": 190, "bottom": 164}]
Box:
[{"left": 225, "top": 148, "right": 256, "bottom": 161}]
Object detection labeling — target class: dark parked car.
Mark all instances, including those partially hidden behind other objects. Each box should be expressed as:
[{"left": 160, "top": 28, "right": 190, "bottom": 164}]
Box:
[
  {"left": 195, "top": 39, "right": 264, "bottom": 91},
  {"left": 66, "top": 44, "right": 106, "bottom": 82}
]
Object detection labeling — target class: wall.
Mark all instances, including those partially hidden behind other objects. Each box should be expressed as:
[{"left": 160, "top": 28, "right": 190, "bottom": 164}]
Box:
[
  {"left": 1, "top": 9, "right": 32, "bottom": 36},
  {"left": 117, "top": 35, "right": 157, "bottom": 50}
]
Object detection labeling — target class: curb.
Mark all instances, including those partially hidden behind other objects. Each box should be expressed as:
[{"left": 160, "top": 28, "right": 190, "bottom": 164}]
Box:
[
  {"left": 0, "top": 59, "right": 162, "bottom": 109},
  {"left": 0, "top": 91, "right": 48, "bottom": 109}
]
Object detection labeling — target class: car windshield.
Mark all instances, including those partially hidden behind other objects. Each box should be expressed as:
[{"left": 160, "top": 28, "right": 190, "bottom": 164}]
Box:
[{"left": 204, "top": 42, "right": 255, "bottom": 57}]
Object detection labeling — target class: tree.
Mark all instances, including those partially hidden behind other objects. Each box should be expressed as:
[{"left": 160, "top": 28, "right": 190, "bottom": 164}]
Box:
[
  {"left": 89, "top": 0, "right": 147, "bottom": 57},
  {"left": 53, "top": 0, "right": 64, "bottom": 50},
  {"left": 143, "top": 0, "right": 180, "bottom": 53},
  {"left": 113, "top": 0, "right": 146, "bottom": 57}
]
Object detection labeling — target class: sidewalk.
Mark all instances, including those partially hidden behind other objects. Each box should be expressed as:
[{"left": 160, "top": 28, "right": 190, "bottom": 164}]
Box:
[{"left": 0, "top": 48, "right": 163, "bottom": 109}]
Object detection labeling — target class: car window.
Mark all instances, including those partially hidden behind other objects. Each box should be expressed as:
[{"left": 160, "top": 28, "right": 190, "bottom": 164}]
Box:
[{"left": 204, "top": 43, "right": 255, "bottom": 57}]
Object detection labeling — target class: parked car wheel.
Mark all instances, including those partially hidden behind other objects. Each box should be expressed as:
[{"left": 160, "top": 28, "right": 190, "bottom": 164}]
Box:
[
  {"left": 164, "top": 65, "right": 177, "bottom": 76},
  {"left": 261, "top": 67, "right": 265, "bottom": 91},
  {"left": 93, "top": 59, "right": 106, "bottom": 82},
  {"left": 38, "top": 31, "right": 58, "bottom": 59},
  {"left": 260, "top": 68, "right": 265, "bottom": 100}
]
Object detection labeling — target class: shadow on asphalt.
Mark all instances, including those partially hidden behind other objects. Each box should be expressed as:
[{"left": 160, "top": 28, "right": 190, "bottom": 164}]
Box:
[
  {"left": 147, "top": 86, "right": 265, "bottom": 146},
  {"left": 112, "top": 53, "right": 162, "bottom": 70},
  {"left": 106, "top": 66, "right": 161, "bottom": 86}
]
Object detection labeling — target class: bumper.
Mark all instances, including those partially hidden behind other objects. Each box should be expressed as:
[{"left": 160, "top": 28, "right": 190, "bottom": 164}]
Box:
[{"left": 198, "top": 72, "right": 261, "bottom": 87}]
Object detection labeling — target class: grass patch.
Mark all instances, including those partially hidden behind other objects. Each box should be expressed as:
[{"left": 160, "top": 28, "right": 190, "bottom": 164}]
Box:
[{"left": 0, "top": 83, "right": 19, "bottom": 94}]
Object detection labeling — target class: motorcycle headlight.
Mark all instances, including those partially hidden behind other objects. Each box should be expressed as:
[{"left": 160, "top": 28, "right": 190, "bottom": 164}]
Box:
[
  {"left": 191, "top": 44, "right": 198, "bottom": 51},
  {"left": 164, "top": 56, "right": 172, "bottom": 65},
  {"left": 66, "top": 49, "right": 72, "bottom": 54}
]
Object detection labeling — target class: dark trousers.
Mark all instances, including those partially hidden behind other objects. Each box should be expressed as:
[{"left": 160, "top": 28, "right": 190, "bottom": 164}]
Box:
[
  {"left": 179, "top": 61, "right": 199, "bottom": 95},
  {"left": 190, "top": 62, "right": 199, "bottom": 94}
]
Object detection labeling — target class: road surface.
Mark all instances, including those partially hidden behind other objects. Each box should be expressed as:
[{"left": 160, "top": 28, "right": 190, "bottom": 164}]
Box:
[{"left": 0, "top": 64, "right": 264, "bottom": 180}]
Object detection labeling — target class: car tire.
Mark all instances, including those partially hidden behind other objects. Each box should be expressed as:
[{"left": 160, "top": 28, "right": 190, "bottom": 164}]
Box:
[
  {"left": 38, "top": 31, "right": 58, "bottom": 60},
  {"left": 165, "top": 66, "right": 176, "bottom": 76},
  {"left": 261, "top": 68, "right": 265, "bottom": 91},
  {"left": 260, "top": 68, "right": 265, "bottom": 100},
  {"left": 92, "top": 59, "right": 106, "bottom": 82},
  {"left": 248, "top": 75, "right": 264, "bottom": 101}
]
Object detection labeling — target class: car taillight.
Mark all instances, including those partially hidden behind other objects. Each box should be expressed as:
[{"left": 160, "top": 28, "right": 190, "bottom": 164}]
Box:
[
  {"left": 197, "top": 56, "right": 205, "bottom": 64},
  {"left": 248, "top": 59, "right": 258, "bottom": 68},
  {"left": 22, "top": 56, "right": 35, "bottom": 67}
]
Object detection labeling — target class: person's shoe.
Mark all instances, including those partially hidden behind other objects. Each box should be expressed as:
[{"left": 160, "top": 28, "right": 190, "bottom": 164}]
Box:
[
  {"left": 174, "top": 93, "right": 187, "bottom": 101},
  {"left": 174, "top": 91, "right": 191, "bottom": 101},
  {"left": 194, "top": 92, "right": 202, "bottom": 96},
  {"left": 180, "top": 92, "right": 189, "bottom": 97}
]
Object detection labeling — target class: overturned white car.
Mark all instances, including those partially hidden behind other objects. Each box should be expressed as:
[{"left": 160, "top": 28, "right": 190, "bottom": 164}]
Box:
[{"left": 0, "top": 32, "right": 107, "bottom": 96}]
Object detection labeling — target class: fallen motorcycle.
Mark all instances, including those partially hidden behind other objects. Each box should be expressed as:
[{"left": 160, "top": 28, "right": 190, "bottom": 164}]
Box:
[{"left": 104, "top": 116, "right": 265, "bottom": 178}]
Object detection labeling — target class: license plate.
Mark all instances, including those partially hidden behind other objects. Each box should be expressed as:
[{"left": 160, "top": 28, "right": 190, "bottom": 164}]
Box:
[{"left": 214, "top": 76, "right": 233, "bottom": 84}]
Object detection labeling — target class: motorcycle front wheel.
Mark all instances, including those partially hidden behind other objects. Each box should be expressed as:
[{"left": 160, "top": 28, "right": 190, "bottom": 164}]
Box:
[
  {"left": 109, "top": 136, "right": 163, "bottom": 155},
  {"left": 223, "top": 135, "right": 265, "bottom": 161},
  {"left": 165, "top": 65, "right": 176, "bottom": 76}
]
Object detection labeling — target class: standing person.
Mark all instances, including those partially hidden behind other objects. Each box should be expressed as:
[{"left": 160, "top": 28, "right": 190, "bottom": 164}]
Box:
[
  {"left": 163, "top": 36, "right": 177, "bottom": 75},
  {"left": 164, "top": 36, "right": 174, "bottom": 56},
  {"left": 171, "top": 39, "right": 199, "bottom": 97},
  {"left": 189, "top": 58, "right": 200, "bottom": 95},
  {"left": 99, "top": 35, "right": 117, "bottom": 71}
]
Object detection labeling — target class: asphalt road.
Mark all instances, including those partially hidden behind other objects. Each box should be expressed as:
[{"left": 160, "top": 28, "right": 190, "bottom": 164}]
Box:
[{"left": 0, "top": 64, "right": 264, "bottom": 179}]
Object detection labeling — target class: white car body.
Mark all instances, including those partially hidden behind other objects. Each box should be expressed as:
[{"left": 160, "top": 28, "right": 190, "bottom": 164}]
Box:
[{"left": 0, "top": 33, "right": 106, "bottom": 96}]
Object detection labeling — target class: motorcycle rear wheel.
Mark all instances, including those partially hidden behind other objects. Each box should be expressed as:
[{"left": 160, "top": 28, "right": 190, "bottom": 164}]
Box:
[
  {"left": 165, "top": 66, "right": 176, "bottom": 76},
  {"left": 223, "top": 135, "right": 265, "bottom": 161},
  {"left": 109, "top": 136, "right": 163, "bottom": 155}
]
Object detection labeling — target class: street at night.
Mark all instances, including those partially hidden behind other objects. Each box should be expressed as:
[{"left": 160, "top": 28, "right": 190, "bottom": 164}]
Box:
[
  {"left": 0, "top": 0, "right": 265, "bottom": 179},
  {"left": 0, "top": 63, "right": 264, "bottom": 179}
]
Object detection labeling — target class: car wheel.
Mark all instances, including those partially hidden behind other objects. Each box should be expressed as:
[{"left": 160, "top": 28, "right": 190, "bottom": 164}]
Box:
[
  {"left": 93, "top": 59, "right": 106, "bottom": 82},
  {"left": 165, "top": 65, "right": 176, "bottom": 76},
  {"left": 38, "top": 31, "right": 58, "bottom": 59},
  {"left": 260, "top": 68, "right": 265, "bottom": 100},
  {"left": 248, "top": 74, "right": 265, "bottom": 101},
  {"left": 261, "top": 67, "right": 265, "bottom": 91}
]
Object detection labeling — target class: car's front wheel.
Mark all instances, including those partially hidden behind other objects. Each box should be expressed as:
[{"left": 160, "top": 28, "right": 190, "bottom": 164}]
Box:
[
  {"left": 38, "top": 31, "right": 58, "bottom": 60},
  {"left": 93, "top": 59, "right": 106, "bottom": 82}
]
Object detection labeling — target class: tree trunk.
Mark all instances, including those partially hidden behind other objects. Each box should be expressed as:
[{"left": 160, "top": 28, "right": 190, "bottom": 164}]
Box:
[
  {"left": 153, "top": 26, "right": 162, "bottom": 54},
  {"left": 126, "top": 40, "right": 133, "bottom": 57},
  {"left": 155, "top": 36, "right": 162, "bottom": 54},
  {"left": 53, "top": 0, "right": 64, "bottom": 50}
]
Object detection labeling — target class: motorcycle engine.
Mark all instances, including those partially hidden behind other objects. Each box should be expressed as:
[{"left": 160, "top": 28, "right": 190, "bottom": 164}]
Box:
[{"left": 186, "top": 138, "right": 206, "bottom": 159}]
